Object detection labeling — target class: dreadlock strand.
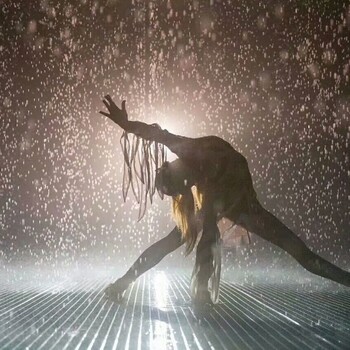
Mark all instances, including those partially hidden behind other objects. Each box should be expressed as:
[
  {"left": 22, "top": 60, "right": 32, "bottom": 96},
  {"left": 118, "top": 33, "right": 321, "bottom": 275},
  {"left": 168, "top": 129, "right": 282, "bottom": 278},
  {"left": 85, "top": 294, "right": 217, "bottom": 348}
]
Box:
[
  {"left": 172, "top": 190, "right": 198, "bottom": 256},
  {"left": 121, "top": 132, "right": 132, "bottom": 202},
  {"left": 120, "top": 131, "right": 167, "bottom": 221}
]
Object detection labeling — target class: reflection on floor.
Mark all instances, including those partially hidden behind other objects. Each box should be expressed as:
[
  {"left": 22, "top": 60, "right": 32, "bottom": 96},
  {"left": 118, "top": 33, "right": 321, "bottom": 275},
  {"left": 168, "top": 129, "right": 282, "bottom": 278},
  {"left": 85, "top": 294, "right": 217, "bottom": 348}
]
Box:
[{"left": 0, "top": 269, "right": 349, "bottom": 350}]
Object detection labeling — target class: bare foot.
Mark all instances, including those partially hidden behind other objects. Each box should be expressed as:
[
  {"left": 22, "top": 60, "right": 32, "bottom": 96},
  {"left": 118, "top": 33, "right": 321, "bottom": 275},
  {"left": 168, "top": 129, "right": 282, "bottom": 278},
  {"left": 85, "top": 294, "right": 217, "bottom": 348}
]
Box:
[
  {"left": 192, "top": 288, "right": 213, "bottom": 307},
  {"left": 104, "top": 278, "right": 130, "bottom": 302},
  {"left": 192, "top": 289, "right": 214, "bottom": 318}
]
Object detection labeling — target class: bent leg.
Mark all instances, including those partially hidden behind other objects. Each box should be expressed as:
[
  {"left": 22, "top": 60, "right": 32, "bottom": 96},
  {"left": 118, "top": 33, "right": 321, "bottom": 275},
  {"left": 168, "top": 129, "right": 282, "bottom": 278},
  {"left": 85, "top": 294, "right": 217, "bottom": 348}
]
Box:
[
  {"left": 106, "top": 226, "right": 183, "bottom": 299},
  {"left": 234, "top": 201, "right": 350, "bottom": 287},
  {"left": 192, "top": 204, "right": 221, "bottom": 305}
]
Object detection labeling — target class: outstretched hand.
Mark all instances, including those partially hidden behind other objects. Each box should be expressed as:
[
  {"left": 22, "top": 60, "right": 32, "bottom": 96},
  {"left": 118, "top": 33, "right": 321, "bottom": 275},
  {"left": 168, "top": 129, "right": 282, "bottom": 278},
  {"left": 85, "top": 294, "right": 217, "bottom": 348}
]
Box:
[{"left": 100, "top": 95, "right": 128, "bottom": 126}]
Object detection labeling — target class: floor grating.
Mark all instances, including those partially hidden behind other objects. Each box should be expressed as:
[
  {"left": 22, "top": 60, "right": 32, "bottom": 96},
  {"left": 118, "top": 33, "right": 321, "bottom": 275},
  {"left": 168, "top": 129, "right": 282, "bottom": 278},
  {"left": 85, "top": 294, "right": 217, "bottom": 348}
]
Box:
[{"left": 0, "top": 271, "right": 349, "bottom": 349}]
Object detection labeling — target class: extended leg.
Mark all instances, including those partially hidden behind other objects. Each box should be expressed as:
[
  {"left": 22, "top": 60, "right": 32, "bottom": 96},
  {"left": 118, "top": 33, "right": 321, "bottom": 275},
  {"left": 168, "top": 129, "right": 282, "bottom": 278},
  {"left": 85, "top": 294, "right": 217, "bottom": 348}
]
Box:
[
  {"left": 236, "top": 201, "right": 350, "bottom": 287},
  {"left": 105, "top": 226, "right": 183, "bottom": 300}
]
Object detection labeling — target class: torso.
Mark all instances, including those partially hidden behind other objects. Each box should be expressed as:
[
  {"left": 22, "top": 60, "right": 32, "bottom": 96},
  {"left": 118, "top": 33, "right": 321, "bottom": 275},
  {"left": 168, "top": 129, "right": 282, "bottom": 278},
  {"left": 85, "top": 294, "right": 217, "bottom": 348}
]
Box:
[{"left": 188, "top": 136, "right": 256, "bottom": 221}]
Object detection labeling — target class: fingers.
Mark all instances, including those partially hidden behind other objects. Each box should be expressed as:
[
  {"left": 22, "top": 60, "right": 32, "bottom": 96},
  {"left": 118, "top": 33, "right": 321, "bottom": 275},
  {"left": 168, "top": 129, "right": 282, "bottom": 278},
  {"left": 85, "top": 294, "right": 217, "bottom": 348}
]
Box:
[
  {"left": 99, "top": 111, "right": 110, "bottom": 117},
  {"left": 101, "top": 95, "right": 126, "bottom": 115},
  {"left": 102, "top": 99, "right": 110, "bottom": 110},
  {"left": 104, "top": 94, "right": 114, "bottom": 106}
]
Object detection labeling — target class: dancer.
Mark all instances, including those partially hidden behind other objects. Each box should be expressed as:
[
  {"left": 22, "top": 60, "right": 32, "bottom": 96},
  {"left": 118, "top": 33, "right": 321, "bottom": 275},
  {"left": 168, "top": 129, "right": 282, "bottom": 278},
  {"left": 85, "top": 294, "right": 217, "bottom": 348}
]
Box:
[{"left": 100, "top": 95, "right": 350, "bottom": 306}]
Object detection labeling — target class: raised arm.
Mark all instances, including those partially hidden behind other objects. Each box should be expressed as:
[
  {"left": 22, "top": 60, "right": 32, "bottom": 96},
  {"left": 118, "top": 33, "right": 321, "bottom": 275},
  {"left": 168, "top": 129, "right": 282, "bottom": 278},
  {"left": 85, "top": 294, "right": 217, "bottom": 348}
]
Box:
[{"left": 100, "top": 95, "right": 192, "bottom": 157}]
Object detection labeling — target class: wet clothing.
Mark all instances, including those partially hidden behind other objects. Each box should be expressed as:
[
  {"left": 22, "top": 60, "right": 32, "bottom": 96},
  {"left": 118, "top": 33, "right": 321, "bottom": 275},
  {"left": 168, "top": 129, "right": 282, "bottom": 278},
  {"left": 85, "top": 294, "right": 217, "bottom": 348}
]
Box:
[{"left": 117, "top": 120, "right": 350, "bottom": 300}]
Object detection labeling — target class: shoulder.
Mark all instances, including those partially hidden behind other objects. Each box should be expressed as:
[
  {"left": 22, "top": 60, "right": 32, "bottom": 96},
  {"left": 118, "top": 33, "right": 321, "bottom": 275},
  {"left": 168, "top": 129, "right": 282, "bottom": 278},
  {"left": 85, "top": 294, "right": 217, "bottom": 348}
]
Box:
[
  {"left": 190, "top": 136, "right": 230, "bottom": 158},
  {"left": 195, "top": 135, "right": 232, "bottom": 149},
  {"left": 194, "top": 136, "right": 245, "bottom": 161}
]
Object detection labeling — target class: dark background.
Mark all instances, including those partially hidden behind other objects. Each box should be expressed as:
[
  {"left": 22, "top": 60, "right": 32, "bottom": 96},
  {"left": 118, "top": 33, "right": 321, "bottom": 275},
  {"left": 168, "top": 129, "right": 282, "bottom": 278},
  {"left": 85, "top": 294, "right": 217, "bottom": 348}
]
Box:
[{"left": 0, "top": 0, "right": 349, "bottom": 273}]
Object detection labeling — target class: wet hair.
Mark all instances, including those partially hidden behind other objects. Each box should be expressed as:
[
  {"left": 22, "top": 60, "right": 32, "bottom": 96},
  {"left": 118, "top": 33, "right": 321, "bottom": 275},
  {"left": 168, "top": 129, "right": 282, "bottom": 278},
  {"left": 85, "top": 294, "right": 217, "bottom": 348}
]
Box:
[
  {"left": 120, "top": 130, "right": 167, "bottom": 220},
  {"left": 121, "top": 132, "right": 203, "bottom": 254},
  {"left": 155, "top": 159, "right": 204, "bottom": 255},
  {"left": 172, "top": 189, "right": 202, "bottom": 255},
  {"left": 154, "top": 161, "right": 174, "bottom": 196},
  {"left": 155, "top": 159, "right": 193, "bottom": 196}
]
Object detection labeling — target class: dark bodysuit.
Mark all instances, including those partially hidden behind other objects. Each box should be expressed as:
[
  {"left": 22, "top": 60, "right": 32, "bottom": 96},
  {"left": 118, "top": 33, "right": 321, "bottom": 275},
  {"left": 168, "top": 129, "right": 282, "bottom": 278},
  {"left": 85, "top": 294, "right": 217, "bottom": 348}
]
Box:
[{"left": 116, "top": 120, "right": 350, "bottom": 297}]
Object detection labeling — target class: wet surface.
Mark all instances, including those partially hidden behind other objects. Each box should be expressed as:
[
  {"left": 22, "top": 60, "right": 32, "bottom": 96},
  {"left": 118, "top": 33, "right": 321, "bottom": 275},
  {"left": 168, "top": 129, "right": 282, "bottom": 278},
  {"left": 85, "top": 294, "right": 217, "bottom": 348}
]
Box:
[{"left": 0, "top": 270, "right": 349, "bottom": 350}]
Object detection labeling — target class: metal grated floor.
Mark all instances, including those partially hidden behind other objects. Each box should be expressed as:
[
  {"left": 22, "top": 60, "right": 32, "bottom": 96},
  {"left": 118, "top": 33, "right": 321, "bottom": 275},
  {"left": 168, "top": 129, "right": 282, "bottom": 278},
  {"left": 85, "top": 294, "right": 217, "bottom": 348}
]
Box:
[{"left": 0, "top": 270, "right": 349, "bottom": 350}]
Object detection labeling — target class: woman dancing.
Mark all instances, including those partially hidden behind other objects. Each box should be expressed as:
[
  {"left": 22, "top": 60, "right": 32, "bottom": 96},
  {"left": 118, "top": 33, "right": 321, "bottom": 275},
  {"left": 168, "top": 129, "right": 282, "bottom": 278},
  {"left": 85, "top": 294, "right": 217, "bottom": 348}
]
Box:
[{"left": 100, "top": 95, "right": 350, "bottom": 306}]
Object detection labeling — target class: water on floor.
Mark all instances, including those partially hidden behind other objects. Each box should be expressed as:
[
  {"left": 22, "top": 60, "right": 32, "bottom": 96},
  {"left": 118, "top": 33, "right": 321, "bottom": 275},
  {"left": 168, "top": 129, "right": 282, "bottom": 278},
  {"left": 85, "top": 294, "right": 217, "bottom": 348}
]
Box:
[{"left": 0, "top": 266, "right": 349, "bottom": 350}]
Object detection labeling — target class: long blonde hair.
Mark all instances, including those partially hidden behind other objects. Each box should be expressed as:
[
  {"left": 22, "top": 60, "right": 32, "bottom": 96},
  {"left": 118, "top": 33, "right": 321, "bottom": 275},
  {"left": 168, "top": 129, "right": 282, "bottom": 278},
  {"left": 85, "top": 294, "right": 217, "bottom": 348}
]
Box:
[{"left": 172, "top": 186, "right": 204, "bottom": 255}]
